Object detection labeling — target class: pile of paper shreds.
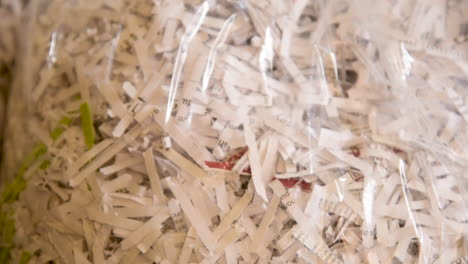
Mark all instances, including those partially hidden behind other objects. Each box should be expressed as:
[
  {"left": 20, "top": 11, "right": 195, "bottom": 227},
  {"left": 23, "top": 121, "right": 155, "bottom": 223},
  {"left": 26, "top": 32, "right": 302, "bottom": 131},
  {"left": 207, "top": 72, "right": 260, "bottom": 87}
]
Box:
[{"left": 1, "top": 0, "right": 467, "bottom": 263}]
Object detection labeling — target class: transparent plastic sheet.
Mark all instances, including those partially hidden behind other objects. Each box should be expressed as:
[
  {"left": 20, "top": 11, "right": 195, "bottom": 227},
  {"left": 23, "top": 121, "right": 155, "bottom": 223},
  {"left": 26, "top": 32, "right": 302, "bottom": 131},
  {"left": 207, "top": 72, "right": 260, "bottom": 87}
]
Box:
[{"left": 1, "top": 0, "right": 467, "bottom": 263}]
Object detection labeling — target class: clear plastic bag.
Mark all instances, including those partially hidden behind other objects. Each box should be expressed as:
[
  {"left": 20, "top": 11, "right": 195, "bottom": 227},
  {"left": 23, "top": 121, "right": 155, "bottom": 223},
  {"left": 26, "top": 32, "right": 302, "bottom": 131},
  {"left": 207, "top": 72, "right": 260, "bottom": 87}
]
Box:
[{"left": 1, "top": 0, "right": 468, "bottom": 263}]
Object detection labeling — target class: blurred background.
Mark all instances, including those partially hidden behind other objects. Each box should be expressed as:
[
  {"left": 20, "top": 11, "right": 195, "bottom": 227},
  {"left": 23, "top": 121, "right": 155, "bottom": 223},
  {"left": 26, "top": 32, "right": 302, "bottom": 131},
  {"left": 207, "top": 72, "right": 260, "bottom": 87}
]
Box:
[{"left": 0, "top": 0, "right": 22, "bottom": 171}]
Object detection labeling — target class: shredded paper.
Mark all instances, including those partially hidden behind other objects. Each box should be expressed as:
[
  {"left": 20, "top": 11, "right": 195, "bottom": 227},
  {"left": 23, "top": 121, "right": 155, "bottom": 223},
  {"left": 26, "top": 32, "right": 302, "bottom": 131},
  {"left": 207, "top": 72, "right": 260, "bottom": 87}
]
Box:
[{"left": 1, "top": 0, "right": 468, "bottom": 263}]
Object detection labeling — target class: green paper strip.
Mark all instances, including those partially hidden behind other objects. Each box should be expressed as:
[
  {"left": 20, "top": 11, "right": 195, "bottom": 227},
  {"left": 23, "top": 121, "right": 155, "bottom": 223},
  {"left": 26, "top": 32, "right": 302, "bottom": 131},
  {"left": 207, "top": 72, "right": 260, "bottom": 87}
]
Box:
[
  {"left": 0, "top": 247, "right": 11, "bottom": 264},
  {"left": 80, "top": 103, "right": 95, "bottom": 149},
  {"left": 59, "top": 116, "right": 73, "bottom": 126},
  {"left": 14, "top": 142, "right": 47, "bottom": 180},
  {"left": 50, "top": 127, "right": 65, "bottom": 141},
  {"left": 19, "top": 251, "right": 31, "bottom": 264},
  {"left": 1, "top": 176, "right": 27, "bottom": 204},
  {"left": 39, "top": 160, "right": 51, "bottom": 170},
  {"left": 3, "top": 218, "right": 15, "bottom": 244}
]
